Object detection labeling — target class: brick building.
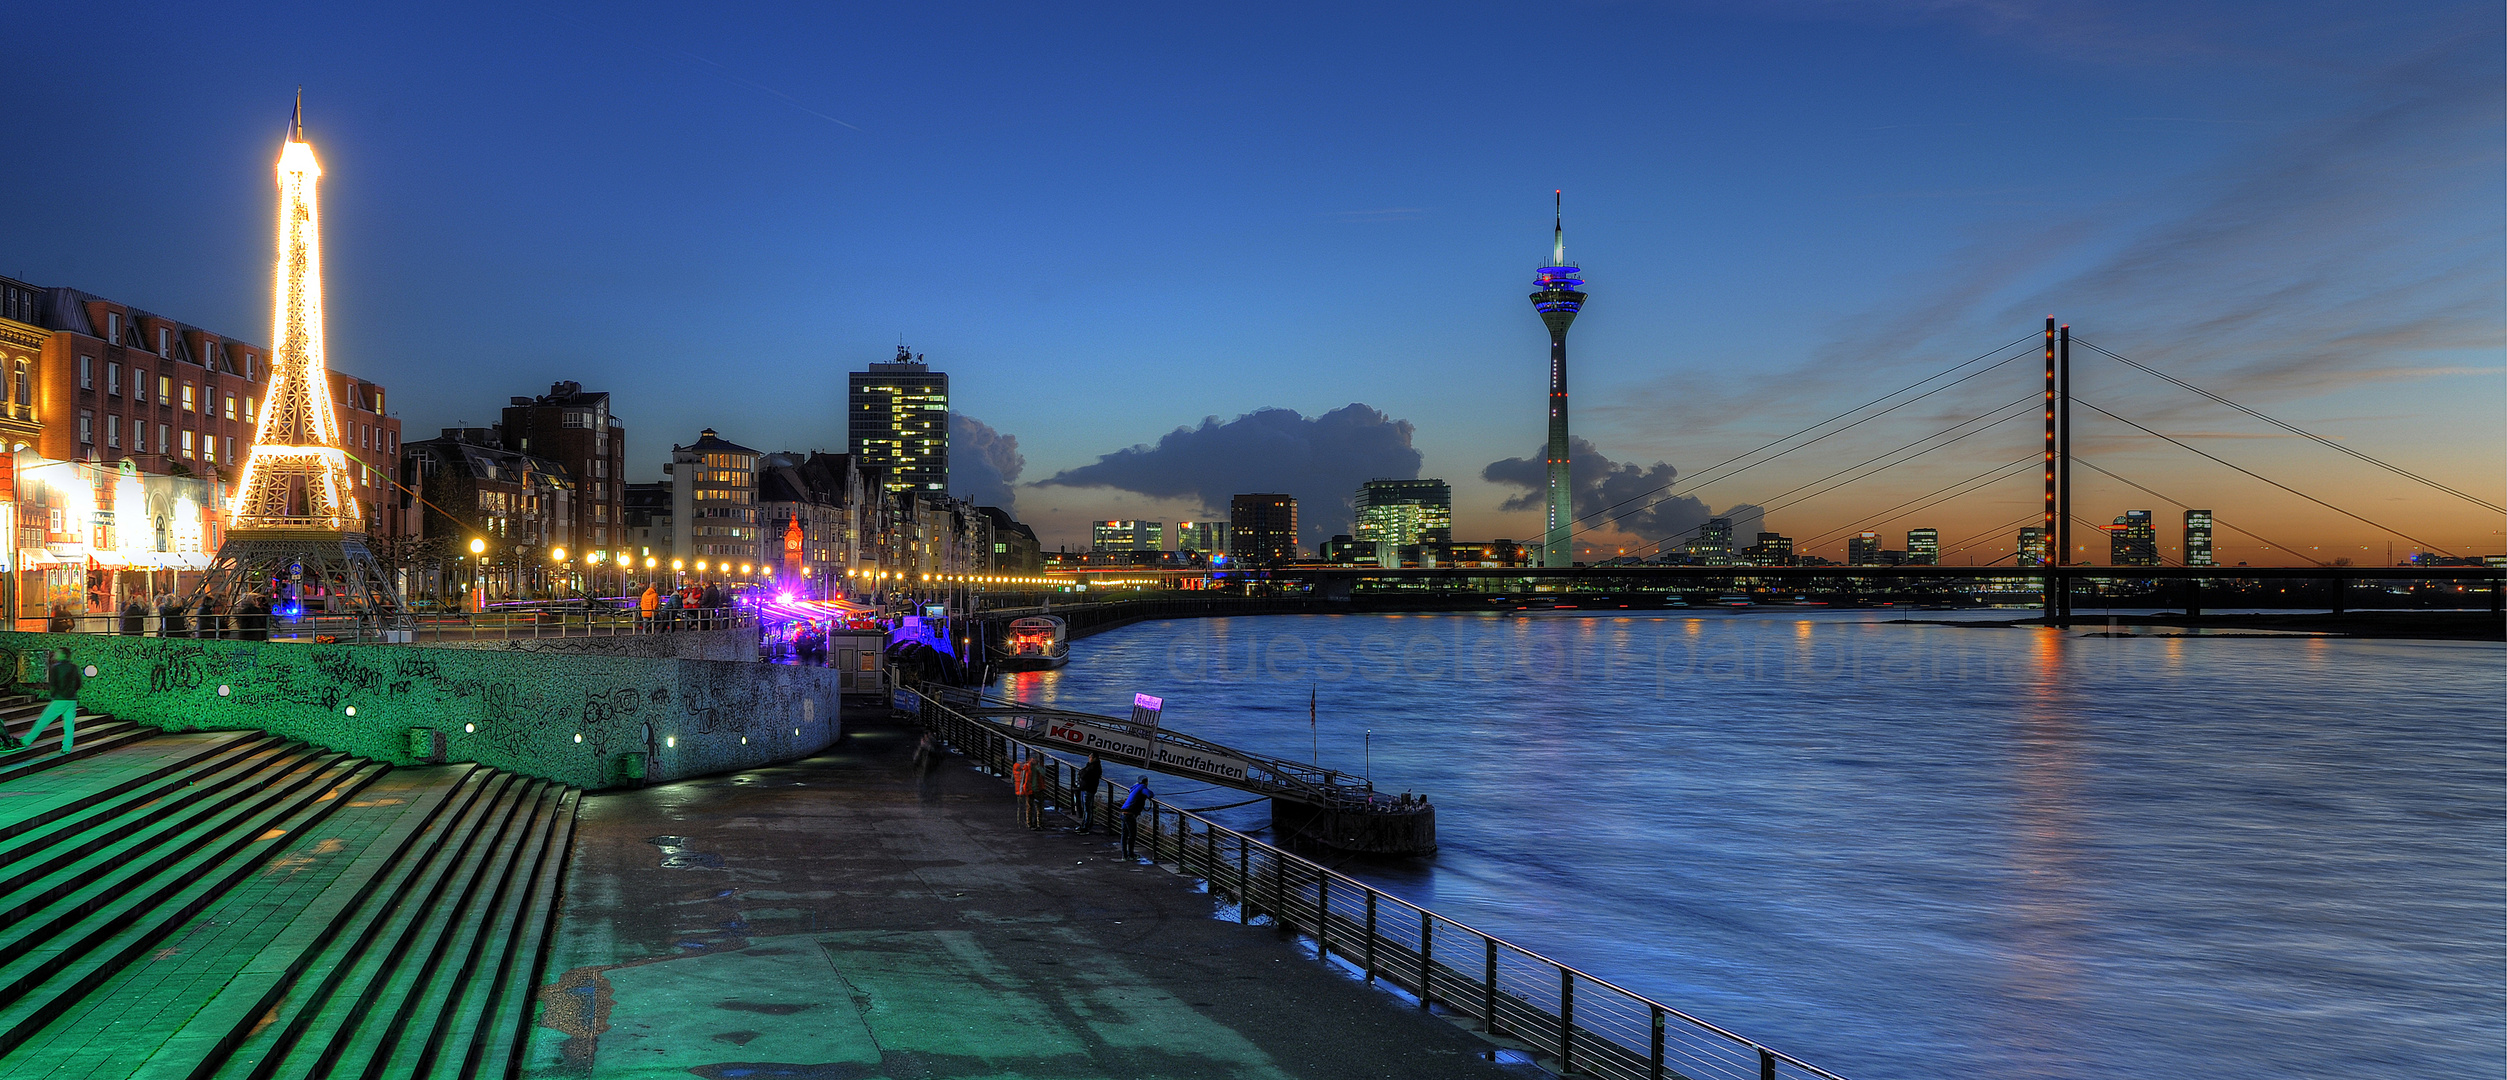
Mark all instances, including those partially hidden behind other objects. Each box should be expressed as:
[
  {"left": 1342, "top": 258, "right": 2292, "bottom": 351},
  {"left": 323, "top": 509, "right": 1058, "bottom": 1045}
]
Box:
[
  {"left": 499, "top": 381, "right": 625, "bottom": 559},
  {"left": 29, "top": 287, "right": 405, "bottom": 538}
]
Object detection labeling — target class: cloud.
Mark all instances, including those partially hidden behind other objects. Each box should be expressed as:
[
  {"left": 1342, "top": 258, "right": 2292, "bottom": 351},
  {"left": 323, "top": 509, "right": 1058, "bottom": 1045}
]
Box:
[
  {"left": 1482, "top": 437, "right": 1765, "bottom": 551},
  {"left": 948, "top": 412, "right": 1024, "bottom": 512},
  {"left": 1040, "top": 404, "right": 1422, "bottom": 545}
]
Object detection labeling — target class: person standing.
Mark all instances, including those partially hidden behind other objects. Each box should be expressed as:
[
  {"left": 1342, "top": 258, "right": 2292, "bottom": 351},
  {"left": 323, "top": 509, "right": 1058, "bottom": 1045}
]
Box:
[
  {"left": 638, "top": 583, "right": 659, "bottom": 634},
  {"left": 16, "top": 649, "right": 82, "bottom": 754},
  {"left": 1119, "top": 776, "right": 1153, "bottom": 858},
  {"left": 701, "top": 581, "right": 725, "bottom": 630},
  {"left": 1073, "top": 753, "right": 1103, "bottom": 833},
  {"left": 1010, "top": 753, "right": 1037, "bottom": 829}
]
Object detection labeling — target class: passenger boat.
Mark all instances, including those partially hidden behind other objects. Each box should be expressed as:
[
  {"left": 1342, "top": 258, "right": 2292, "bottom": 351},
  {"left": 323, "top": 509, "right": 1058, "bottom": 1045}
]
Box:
[{"left": 996, "top": 615, "right": 1070, "bottom": 669}]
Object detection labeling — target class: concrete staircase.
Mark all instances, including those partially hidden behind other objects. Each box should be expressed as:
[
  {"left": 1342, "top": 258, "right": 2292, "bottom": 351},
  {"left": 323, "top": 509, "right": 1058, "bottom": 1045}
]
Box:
[{"left": 0, "top": 695, "right": 578, "bottom": 1079}]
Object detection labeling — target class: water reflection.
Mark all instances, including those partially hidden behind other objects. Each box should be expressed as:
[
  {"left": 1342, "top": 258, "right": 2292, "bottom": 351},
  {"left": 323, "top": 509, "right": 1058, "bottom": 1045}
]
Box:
[{"left": 1006, "top": 612, "right": 2503, "bottom": 1080}]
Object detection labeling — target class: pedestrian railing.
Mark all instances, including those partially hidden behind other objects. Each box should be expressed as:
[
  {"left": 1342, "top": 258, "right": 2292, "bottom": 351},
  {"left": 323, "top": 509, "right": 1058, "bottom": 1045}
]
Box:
[
  {"left": 25, "top": 602, "right": 755, "bottom": 644},
  {"left": 905, "top": 687, "right": 1855, "bottom": 1080}
]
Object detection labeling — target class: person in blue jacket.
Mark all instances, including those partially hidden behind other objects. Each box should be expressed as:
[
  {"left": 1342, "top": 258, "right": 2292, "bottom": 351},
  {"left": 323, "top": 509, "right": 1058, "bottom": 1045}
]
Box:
[{"left": 1119, "top": 776, "right": 1154, "bottom": 858}]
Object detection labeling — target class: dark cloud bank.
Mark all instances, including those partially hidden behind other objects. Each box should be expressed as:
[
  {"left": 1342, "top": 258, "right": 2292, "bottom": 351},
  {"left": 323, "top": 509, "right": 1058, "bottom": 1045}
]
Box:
[
  {"left": 1484, "top": 437, "right": 1763, "bottom": 551},
  {"left": 949, "top": 412, "right": 1025, "bottom": 512},
  {"left": 1040, "top": 404, "right": 1422, "bottom": 545}
]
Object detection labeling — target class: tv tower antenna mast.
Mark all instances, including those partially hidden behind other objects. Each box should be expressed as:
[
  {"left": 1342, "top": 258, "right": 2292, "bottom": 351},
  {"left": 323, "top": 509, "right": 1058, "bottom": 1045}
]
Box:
[{"left": 1530, "top": 191, "right": 1587, "bottom": 568}]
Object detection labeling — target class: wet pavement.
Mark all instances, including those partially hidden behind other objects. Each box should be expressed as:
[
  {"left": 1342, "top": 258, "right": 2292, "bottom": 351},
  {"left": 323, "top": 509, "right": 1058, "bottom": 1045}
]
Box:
[{"left": 526, "top": 712, "right": 1534, "bottom": 1079}]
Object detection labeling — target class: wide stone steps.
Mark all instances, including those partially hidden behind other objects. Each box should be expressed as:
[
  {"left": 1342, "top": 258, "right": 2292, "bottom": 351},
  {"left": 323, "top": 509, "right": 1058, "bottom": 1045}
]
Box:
[{"left": 0, "top": 709, "right": 580, "bottom": 1080}]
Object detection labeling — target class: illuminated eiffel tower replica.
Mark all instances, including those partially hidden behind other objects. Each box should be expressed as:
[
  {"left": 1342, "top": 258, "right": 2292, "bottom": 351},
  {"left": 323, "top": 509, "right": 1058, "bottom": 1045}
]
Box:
[{"left": 193, "top": 95, "right": 407, "bottom": 625}]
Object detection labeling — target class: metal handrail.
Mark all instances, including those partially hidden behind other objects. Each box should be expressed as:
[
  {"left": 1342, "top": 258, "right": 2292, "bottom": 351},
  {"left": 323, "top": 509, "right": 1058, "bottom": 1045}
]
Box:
[
  {"left": 21, "top": 603, "right": 756, "bottom": 644},
  {"left": 906, "top": 688, "right": 1856, "bottom": 1080}
]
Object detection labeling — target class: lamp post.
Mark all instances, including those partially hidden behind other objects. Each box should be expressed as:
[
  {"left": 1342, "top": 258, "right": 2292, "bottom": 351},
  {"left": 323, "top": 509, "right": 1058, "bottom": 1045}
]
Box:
[{"left": 468, "top": 537, "right": 487, "bottom": 612}]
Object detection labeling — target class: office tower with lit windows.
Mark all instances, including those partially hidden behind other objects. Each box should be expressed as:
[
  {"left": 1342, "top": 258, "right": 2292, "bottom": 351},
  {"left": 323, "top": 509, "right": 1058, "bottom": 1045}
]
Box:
[
  {"left": 2017, "top": 526, "right": 2049, "bottom": 567},
  {"left": 1847, "top": 532, "right": 1883, "bottom": 565},
  {"left": 2110, "top": 510, "right": 2159, "bottom": 566},
  {"left": 2184, "top": 509, "right": 2214, "bottom": 567},
  {"left": 1353, "top": 478, "right": 1452, "bottom": 547},
  {"left": 1907, "top": 528, "right": 1939, "bottom": 565},
  {"left": 1229, "top": 493, "right": 1299, "bottom": 566},
  {"left": 1530, "top": 193, "right": 1586, "bottom": 568},
  {"left": 1091, "top": 520, "right": 1166, "bottom": 552},
  {"left": 1175, "top": 520, "right": 1232, "bottom": 557},
  {"left": 847, "top": 345, "right": 948, "bottom": 493}
]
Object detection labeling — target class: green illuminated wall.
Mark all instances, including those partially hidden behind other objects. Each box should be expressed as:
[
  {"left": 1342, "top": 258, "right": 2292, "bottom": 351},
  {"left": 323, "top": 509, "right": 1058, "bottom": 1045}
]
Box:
[{"left": 0, "top": 632, "right": 844, "bottom": 789}]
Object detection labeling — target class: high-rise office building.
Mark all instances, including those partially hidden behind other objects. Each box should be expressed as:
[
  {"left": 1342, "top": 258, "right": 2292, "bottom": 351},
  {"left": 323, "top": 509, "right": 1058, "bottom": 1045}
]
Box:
[
  {"left": 1352, "top": 478, "right": 1452, "bottom": 547},
  {"left": 1847, "top": 532, "right": 1883, "bottom": 565},
  {"left": 2110, "top": 510, "right": 2159, "bottom": 566},
  {"left": 1229, "top": 493, "right": 1298, "bottom": 566},
  {"left": 2184, "top": 510, "right": 2214, "bottom": 567},
  {"left": 1743, "top": 532, "right": 1794, "bottom": 566},
  {"left": 1529, "top": 193, "right": 1586, "bottom": 568},
  {"left": 1175, "top": 520, "right": 1232, "bottom": 557},
  {"left": 1907, "top": 528, "right": 1939, "bottom": 565},
  {"left": 847, "top": 345, "right": 948, "bottom": 493},
  {"left": 2017, "top": 526, "right": 2048, "bottom": 567},
  {"left": 1091, "top": 520, "right": 1166, "bottom": 552}
]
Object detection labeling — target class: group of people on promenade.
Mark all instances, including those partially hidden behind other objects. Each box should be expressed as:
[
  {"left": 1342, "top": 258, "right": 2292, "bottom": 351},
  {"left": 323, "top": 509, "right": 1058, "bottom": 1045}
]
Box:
[
  {"left": 47, "top": 594, "right": 278, "bottom": 639},
  {"left": 633, "top": 582, "right": 735, "bottom": 633},
  {"left": 1007, "top": 749, "right": 1157, "bottom": 857}
]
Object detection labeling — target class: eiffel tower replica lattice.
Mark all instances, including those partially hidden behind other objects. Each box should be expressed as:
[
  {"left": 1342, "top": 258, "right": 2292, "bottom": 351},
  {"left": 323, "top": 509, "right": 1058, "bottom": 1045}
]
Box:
[{"left": 192, "top": 94, "right": 408, "bottom": 626}]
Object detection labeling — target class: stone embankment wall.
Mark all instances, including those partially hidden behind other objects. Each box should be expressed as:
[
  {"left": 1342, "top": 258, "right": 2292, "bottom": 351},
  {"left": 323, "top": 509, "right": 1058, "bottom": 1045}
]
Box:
[{"left": 0, "top": 631, "right": 840, "bottom": 790}]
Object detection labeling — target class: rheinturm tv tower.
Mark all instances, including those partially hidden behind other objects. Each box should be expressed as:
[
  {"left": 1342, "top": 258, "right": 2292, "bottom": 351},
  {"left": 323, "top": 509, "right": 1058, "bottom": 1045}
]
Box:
[
  {"left": 196, "top": 94, "right": 407, "bottom": 624},
  {"left": 1530, "top": 191, "right": 1586, "bottom": 568}
]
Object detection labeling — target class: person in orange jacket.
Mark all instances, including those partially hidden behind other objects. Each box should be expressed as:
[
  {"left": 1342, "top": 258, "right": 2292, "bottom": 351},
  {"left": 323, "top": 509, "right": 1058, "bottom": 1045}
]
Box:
[
  {"left": 638, "top": 584, "right": 660, "bottom": 633},
  {"left": 1010, "top": 754, "right": 1037, "bottom": 829}
]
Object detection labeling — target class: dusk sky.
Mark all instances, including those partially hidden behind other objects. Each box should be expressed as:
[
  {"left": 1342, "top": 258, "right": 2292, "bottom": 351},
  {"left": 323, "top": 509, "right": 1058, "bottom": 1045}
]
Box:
[{"left": 5, "top": 1, "right": 2498, "bottom": 562}]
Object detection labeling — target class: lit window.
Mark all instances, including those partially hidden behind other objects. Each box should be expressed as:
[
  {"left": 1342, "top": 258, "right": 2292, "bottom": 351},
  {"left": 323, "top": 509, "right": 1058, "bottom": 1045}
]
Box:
[
  {"left": 182, "top": 384, "right": 195, "bottom": 411},
  {"left": 182, "top": 430, "right": 195, "bottom": 458},
  {"left": 202, "top": 436, "right": 215, "bottom": 463},
  {"left": 224, "top": 394, "right": 236, "bottom": 420},
  {"left": 159, "top": 375, "right": 171, "bottom": 402}
]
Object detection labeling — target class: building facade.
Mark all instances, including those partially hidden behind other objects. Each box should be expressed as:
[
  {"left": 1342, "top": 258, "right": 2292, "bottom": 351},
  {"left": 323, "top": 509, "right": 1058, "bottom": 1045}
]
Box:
[
  {"left": 1174, "top": 519, "right": 1231, "bottom": 560},
  {"left": 401, "top": 428, "right": 577, "bottom": 603},
  {"left": 1091, "top": 520, "right": 1166, "bottom": 553},
  {"left": 2184, "top": 510, "right": 2214, "bottom": 567},
  {"left": 670, "top": 429, "right": 761, "bottom": 569},
  {"left": 1742, "top": 532, "right": 1795, "bottom": 566},
  {"left": 1847, "top": 532, "right": 1883, "bottom": 565},
  {"left": 2110, "top": 509, "right": 2159, "bottom": 566},
  {"left": 500, "top": 381, "right": 625, "bottom": 559},
  {"left": 847, "top": 346, "right": 948, "bottom": 493},
  {"left": 2016, "top": 525, "right": 2048, "bottom": 567},
  {"left": 1229, "top": 493, "right": 1298, "bottom": 566},
  {"left": 1906, "top": 528, "right": 1939, "bottom": 565},
  {"left": 1352, "top": 478, "right": 1452, "bottom": 547}
]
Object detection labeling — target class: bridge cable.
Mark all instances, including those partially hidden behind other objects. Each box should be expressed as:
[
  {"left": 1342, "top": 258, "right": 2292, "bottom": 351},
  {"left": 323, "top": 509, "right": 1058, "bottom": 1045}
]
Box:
[
  {"left": 2070, "top": 457, "right": 2328, "bottom": 566},
  {"left": 2074, "top": 398, "right": 2457, "bottom": 556},
  {"left": 1641, "top": 395, "right": 2042, "bottom": 554},
  {"left": 2071, "top": 336, "right": 2504, "bottom": 515},
  {"left": 1796, "top": 456, "right": 2040, "bottom": 550},
  {"left": 1937, "top": 511, "right": 2047, "bottom": 563},
  {"left": 1557, "top": 335, "right": 2042, "bottom": 546}
]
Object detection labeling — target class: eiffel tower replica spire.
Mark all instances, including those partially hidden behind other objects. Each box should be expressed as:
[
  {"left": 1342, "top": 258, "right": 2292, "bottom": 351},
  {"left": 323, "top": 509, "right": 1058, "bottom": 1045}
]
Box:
[{"left": 194, "top": 92, "right": 409, "bottom": 626}]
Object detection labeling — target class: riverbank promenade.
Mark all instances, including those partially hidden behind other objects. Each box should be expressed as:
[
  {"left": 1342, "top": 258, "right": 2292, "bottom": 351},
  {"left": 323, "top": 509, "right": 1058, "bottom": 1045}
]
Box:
[{"left": 527, "top": 712, "right": 1531, "bottom": 1078}]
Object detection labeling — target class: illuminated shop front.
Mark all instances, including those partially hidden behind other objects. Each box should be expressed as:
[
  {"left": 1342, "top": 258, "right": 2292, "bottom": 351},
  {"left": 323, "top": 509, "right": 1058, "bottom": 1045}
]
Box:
[{"left": 12, "top": 454, "right": 216, "bottom": 628}]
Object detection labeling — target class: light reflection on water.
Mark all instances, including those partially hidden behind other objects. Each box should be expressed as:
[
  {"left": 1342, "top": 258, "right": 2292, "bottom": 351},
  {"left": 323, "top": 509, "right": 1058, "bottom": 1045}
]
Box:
[{"left": 998, "top": 611, "right": 2505, "bottom": 1080}]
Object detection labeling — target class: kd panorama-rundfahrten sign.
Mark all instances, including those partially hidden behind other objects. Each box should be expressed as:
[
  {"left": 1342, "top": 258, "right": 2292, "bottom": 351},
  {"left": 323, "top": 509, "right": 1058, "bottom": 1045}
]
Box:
[{"left": 1037, "top": 715, "right": 1253, "bottom": 785}]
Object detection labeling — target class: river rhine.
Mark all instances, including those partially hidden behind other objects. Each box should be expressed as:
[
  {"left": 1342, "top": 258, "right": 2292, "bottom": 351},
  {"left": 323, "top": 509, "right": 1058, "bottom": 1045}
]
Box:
[{"left": 995, "top": 611, "right": 2503, "bottom": 1080}]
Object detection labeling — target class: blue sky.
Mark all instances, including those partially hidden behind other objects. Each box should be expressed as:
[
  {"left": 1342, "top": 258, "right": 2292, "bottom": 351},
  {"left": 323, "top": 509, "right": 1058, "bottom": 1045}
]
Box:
[{"left": 5, "top": 1, "right": 2498, "bottom": 560}]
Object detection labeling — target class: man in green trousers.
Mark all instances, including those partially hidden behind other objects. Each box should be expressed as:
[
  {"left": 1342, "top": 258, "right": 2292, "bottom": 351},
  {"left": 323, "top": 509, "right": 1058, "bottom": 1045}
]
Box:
[{"left": 16, "top": 649, "right": 81, "bottom": 753}]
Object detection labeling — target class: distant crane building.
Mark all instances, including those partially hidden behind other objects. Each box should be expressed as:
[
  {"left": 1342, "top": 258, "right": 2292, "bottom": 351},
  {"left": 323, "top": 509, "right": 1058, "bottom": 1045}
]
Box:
[{"left": 1529, "top": 192, "right": 1587, "bottom": 568}]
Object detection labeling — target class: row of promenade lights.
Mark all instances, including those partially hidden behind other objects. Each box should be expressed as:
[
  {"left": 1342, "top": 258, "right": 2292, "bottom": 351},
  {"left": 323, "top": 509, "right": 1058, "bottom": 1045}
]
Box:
[
  {"left": 844, "top": 567, "right": 1056, "bottom": 613},
  {"left": 450, "top": 538, "right": 1059, "bottom": 607}
]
